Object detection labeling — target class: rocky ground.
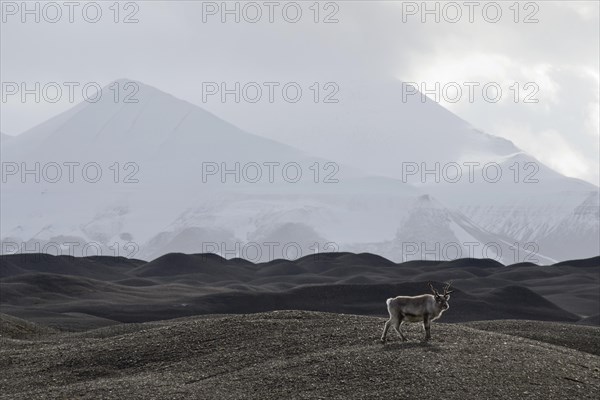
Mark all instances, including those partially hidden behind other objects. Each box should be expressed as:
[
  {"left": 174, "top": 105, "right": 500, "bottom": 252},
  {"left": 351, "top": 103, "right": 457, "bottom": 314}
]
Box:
[{"left": 1, "top": 311, "right": 599, "bottom": 399}]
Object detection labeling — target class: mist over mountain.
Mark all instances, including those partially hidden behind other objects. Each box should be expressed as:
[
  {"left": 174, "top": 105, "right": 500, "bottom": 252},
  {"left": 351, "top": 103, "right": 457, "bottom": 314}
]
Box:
[
  {"left": 1, "top": 80, "right": 598, "bottom": 263},
  {"left": 284, "top": 79, "right": 522, "bottom": 171}
]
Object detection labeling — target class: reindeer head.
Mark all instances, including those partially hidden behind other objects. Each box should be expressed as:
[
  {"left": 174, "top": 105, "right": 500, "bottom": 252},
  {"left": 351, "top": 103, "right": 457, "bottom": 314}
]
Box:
[{"left": 428, "top": 282, "right": 454, "bottom": 311}]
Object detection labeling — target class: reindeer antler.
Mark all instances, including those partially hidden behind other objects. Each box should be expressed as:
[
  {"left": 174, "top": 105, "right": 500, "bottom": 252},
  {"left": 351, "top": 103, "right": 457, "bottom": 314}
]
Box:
[
  {"left": 428, "top": 282, "right": 440, "bottom": 296},
  {"left": 443, "top": 281, "right": 455, "bottom": 295}
]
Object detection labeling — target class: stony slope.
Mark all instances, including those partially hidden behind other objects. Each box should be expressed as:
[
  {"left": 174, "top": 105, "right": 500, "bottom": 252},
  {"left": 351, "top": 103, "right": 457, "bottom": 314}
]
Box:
[{"left": 0, "top": 311, "right": 598, "bottom": 399}]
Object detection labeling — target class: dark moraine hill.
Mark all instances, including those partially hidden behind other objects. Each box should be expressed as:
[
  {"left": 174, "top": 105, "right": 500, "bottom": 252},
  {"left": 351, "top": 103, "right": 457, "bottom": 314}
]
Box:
[{"left": 0, "top": 253, "right": 598, "bottom": 330}]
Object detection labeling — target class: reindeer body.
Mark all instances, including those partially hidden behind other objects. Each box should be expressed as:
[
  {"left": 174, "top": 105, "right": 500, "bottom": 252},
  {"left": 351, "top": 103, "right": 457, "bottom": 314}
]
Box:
[{"left": 381, "top": 283, "right": 453, "bottom": 342}]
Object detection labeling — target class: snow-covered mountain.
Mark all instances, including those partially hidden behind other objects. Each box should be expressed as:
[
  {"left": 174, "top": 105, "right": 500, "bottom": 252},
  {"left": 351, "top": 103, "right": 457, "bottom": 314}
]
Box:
[
  {"left": 422, "top": 153, "right": 599, "bottom": 259},
  {"left": 1, "top": 80, "right": 597, "bottom": 263},
  {"left": 535, "top": 192, "right": 600, "bottom": 260},
  {"left": 349, "top": 194, "right": 556, "bottom": 264},
  {"left": 0, "top": 80, "right": 416, "bottom": 261}
]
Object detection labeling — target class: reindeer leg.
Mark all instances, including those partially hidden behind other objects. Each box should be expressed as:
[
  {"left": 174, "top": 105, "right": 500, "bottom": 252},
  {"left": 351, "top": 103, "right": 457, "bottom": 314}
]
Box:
[
  {"left": 423, "top": 315, "right": 431, "bottom": 341},
  {"left": 381, "top": 318, "right": 392, "bottom": 343},
  {"left": 393, "top": 315, "right": 407, "bottom": 341}
]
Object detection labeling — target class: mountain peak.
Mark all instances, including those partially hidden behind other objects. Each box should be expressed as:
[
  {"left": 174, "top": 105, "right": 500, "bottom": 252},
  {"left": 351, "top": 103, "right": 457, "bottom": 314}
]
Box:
[
  {"left": 414, "top": 194, "right": 445, "bottom": 209},
  {"left": 100, "top": 78, "right": 173, "bottom": 101}
]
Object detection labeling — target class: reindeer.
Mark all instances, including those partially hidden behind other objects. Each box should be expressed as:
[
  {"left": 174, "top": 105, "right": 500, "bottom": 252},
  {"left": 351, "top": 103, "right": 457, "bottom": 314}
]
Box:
[{"left": 381, "top": 282, "right": 454, "bottom": 343}]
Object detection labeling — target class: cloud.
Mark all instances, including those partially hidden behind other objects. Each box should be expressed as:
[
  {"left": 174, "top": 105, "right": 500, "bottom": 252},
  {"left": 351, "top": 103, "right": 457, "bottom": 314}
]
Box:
[
  {"left": 0, "top": 1, "right": 598, "bottom": 184},
  {"left": 493, "top": 123, "right": 598, "bottom": 184}
]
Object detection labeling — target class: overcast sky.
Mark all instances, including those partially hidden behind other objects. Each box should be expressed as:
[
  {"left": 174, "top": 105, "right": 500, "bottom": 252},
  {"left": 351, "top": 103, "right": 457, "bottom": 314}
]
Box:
[{"left": 1, "top": 1, "right": 599, "bottom": 184}]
